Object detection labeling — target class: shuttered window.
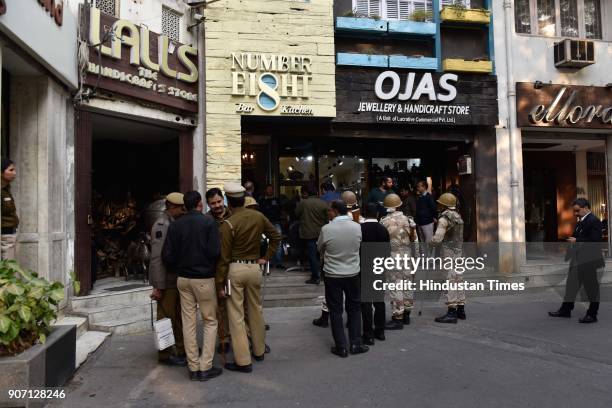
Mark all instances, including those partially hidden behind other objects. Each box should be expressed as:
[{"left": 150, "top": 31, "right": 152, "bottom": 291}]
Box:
[{"left": 354, "top": 0, "right": 436, "bottom": 20}]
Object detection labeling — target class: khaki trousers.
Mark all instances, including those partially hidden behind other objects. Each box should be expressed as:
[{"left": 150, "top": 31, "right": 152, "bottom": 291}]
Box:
[
  {"left": 227, "top": 263, "right": 265, "bottom": 366},
  {"left": 157, "top": 288, "right": 185, "bottom": 361},
  {"left": 1, "top": 234, "right": 16, "bottom": 260},
  {"left": 177, "top": 277, "right": 218, "bottom": 371},
  {"left": 215, "top": 283, "right": 231, "bottom": 346}
]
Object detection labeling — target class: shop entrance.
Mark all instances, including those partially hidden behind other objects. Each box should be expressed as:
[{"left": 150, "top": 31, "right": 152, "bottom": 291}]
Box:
[
  {"left": 75, "top": 111, "right": 193, "bottom": 295},
  {"left": 523, "top": 136, "right": 607, "bottom": 249},
  {"left": 241, "top": 134, "right": 476, "bottom": 242}
]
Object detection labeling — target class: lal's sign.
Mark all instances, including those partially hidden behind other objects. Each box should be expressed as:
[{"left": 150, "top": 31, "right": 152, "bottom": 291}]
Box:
[
  {"left": 230, "top": 52, "right": 315, "bottom": 116},
  {"left": 83, "top": 6, "right": 198, "bottom": 112},
  {"left": 516, "top": 82, "right": 612, "bottom": 129},
  {"left": 335, "top": 68, "right": 498, "bottom": 126}
]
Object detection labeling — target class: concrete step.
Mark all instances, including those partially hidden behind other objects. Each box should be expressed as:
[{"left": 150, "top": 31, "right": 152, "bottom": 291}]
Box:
[
  {"left": 263, "top": 293, "right": 322, "bottom": 308},
  {"left": 264, "top": 282, "right": 324, "bottom": 296},
  {"left": 90, "top": 315, "right": 152, "bottom": 336},
  {"left": 71, "top": 302, "right": 153, "bottom": 325},
  {"left": 75, "top": 331, "right": 110, "bottom": 369},
  {"left": 53, "top": 316, "right": 88, "bottom": 339},
  {"left": 70, "top": 287, "right": 152, "bottom": 310}
]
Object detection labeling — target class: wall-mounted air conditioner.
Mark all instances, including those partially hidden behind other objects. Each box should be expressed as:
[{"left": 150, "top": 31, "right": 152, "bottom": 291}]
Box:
[{"left": 554, "top": 39, "right": 595, "bottom": 69}]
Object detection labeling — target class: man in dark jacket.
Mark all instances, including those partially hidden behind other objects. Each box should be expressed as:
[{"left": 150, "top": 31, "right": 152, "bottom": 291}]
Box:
[
  {"left": 415, "top": 180, "right": 437, "bottom": 247},
  {"left": 360, "top": 203, "right": 390, "bottom": 345},
  {"left": 258, "top": 184, "right": 285, "bottom": 268},
  {"left": 162, "top": 191, "right": 222, "bottom": 381},
  {"left": 549, "top": 198, "right": 604, "bottom": 323},
  {"left": 295, "top": 186, "right": 329, "bottom": 284}
]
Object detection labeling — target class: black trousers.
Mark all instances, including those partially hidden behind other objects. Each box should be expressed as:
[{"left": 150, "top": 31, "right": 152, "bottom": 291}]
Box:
[
  {"left": 561, "top": 264, "right": 600, "bottom": 316},
  {"left": 361, "top": 301, "right": 385, "bottom": 338},
  {"left": 324, "top": 275, "right": 362, "bottom": 348}
]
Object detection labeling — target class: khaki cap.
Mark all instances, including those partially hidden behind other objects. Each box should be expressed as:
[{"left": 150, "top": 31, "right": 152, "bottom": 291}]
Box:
[
  {"left": 245, "top": 196, "right": 258, "bottom": 208},
  {"left": 224, "top": 182, "right": 246, "bottom": 198},
  {"left": 166, "top": 192, "right": 184, "bottom": 205}
]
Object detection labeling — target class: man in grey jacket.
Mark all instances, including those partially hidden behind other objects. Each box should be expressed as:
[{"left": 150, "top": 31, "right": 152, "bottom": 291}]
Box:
[
  {"left": 149, "top": 192, "right": 186, "bottom": 366},
  {"left": 318, "top": 200, "right": 369, "bottom": 358}
]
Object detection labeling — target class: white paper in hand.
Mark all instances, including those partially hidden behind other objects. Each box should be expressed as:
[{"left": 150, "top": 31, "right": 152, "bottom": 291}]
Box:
[{"left": 153, "top": 318, "right": 175, "bottom": 350}]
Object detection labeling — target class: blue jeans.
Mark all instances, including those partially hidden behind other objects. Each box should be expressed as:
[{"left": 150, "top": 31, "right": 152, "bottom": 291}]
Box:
[
  {"left": 305, "top": 238, "right": 321, "bottom": 280},
  {"left": 271, "top": 223, "right": 284, "bottom": 267}
]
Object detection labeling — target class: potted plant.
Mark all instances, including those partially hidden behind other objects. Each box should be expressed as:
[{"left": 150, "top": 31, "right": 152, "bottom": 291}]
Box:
[
  {"left": 336, "top": 8, "right": 387, "bottom": 33},
  {"left": 0, "top": 260, "right": 75, "bottom": 398},
  {"left": 409, "top": 9, "right": 433, "bottom": 23},
  {"left": 440, "top": 0, "right": 491, "bottom": 24}
]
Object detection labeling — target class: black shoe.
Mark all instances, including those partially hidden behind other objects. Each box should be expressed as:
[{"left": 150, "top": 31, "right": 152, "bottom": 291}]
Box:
[
  {"left": 385, "top": 318, "right": 403, "bottom": 330},
  {"left": 331, "top": 346, "right": 348, "bottom": 358},
  {"left": 217, "top": 342, "right": 231, "bottom": 354},
  {"left": 265, "top": 344, "right": 271, "bottom": 354},
  {"left": 362, "top": 336, "right": 375, "bottom": 346},
  {"left": 313, "top": 311, "right": 329, "bottom": 328},
  {"left": 456, "top": 305, "right": 466, "bottom": 320},
  {"left": 188, "top": 370, "right": 201, "bottom": 381},
  {"left": 350, "top": 344, "right": 369, "bottom": 355},
  {"left": 374, "top": 331, "right": 386, "bottom": 341},
  {"left": 159, "top": 355, "right": 187, "bottom": 367},
  {"left": 548, "top": 310, "right": 571, "bottom": 318},
  {"left": 199, "top": 366, "right": 223, "bottom": 381},
  {"left": 224, "top": 362, "right": 253, "bottom": 373},
  {"left": 435, "top": 308, "right": 458, "bottom": 324},
  {"left": 253, "top": 353, "right": 264, "bottom": 362},
  {"left": 403, "top": 310, "right": 411, "bottom": 325},
  {"left": 579, "top": 315, "right": 598, "bottom": 323},
  {"left": 305, "top": 278, "right": 321, "bottom": 285}
]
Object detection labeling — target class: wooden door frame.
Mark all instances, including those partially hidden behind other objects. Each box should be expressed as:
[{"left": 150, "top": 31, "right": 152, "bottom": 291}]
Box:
[{"left": 74, "top": 111, "right": 194, "bottom": 296}]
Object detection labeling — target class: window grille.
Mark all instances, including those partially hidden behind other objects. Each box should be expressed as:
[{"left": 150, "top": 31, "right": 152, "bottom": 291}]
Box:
[
  {"left": 162, "top": 7, "right": 182, "bottom": 42},
  {"left": 95, "top": 0, "right": 117, "bottom": 17}
]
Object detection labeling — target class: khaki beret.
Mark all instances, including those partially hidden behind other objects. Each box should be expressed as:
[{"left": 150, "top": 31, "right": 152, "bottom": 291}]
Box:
[
  {"left": 245, "top": 196, "right": 258, "bottom": 208},
  {"left": 224, "top": 182, "right": 246, "bottom": 198},
  {"left": 166, "top": 192, "right": 184, "bottom": 205}
]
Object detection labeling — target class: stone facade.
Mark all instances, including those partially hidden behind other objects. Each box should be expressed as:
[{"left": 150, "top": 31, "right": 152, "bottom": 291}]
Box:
[{"left": 204, "top": 0, "right": 336, "bottom": 188}]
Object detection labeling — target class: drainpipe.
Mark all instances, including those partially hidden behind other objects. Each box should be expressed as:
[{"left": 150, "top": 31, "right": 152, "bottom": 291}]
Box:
[
  {"left": 198, "top": 14, "right": 206, "bottom": 193},
  {"left": 503, "top": 0, "right": 521, "bottom": 271}
]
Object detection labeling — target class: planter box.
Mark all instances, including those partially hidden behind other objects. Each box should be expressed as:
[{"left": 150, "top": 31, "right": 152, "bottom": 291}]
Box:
[
  {"left": 388, "top": 20, "right": 436, "bottom": 36},
  {"left": 0, "top": 325, "right": 76, "bottom": 407},
  {"left": 442, "top": 58, "right": 493, "bottom": 73},
  {"left": 440, "top": 7, "right": 491, "bottom": 24},
  {"left": 337, "top": 53, "right": 389, "bottom": 68},
  {"left": 336, "top": 16, "right": 387, "bottom": 33},
  {"left": 389, "top": 56, "right": 437, "bottom": 70}
]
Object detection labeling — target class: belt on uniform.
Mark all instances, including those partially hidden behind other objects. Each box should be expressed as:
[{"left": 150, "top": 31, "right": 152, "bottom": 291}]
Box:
[
  {"left": 231, "top": 259, "right": 258, "bottom": 264},
  {"left": 1, "top": 227, "right": 16, "bottom": 235}
]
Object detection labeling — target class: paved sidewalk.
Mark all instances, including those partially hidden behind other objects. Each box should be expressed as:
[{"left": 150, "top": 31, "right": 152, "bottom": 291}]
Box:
[{"left": 49, "top": 290, "right": 612, "bottom": 408}]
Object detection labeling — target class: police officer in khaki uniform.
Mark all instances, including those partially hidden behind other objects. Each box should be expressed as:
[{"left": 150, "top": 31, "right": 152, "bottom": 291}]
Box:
[
  {"left": 431, "top": 193, "right": 466, "bottom": 324},
  {"left": 204, "top": 187, "right": 232, "bottom": 353},
  {"left": 149, "top": 192, "right": 187, "bottom": 366},
  {"left": 217, "top": 182, "right": 281, "bottom": 373},
  {"left": 1, "top": 158, "right": 19, "bottom": 260}
]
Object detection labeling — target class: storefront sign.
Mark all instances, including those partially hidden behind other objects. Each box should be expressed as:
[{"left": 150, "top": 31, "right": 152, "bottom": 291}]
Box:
[
  {"left": 516, "top": 82, "right": 612, "bottom": 129},
  {"left": 0, "top": 0, "right": 77, "bottom": 89},
  {"left": 335, "top": 68, "right": 498, "bottom": 126},
  {"left": 83, "top": 6, "right": 198, "bottom": 113},
  {"left": 230, "top": 52, "right": 315, "bottom": 116}
]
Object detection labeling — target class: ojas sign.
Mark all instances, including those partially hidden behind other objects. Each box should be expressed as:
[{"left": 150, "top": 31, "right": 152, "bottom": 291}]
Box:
[
  {"left": 516, "top": 82, "right": 612, "bottom": 129},
  {"left": 84, "top": 6, "right": 199, "bottom": 112},
  {"left": 230, "top": 52, "right": 314, "bottom": 115}
]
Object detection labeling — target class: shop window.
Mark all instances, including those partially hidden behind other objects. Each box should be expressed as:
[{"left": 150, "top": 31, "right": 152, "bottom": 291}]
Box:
[
  {"left": 515, "top": 0, "right": 603, "bottom": 39},
  {"left": 95, "top": 0, "right": 118, "bottom": 17},
  {"left": 319, "top": 156, "right": 367, "bottom": 201},
  {"left": 353, "top": 0, "right": 437, "bottom": 20},
  {"left": 162, "top": 7, "right": 182, "bottom": 42}
]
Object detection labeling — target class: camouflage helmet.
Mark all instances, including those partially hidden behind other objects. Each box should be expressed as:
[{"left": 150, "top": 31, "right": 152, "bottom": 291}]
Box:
[
  {"left": 437, "top": 192, "right": 457, "bottom": 209},
  {"left": 383, "top": 193, "right": 402, "bottom": 209},
  {"left": 341, "top": 191, "right": 358, "bottom": 207}
]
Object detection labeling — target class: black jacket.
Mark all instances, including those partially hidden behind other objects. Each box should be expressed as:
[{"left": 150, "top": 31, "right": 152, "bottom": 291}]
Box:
[
  {"left": 162, "top": 210, "right": 220, "bottom": 279},
  {"left": 258, "top": 195, "right": 282, "bottom": 223},
  {"left": 565, "top": 212, "right": 604, "bottom": 270},
  {"left": 415, "top": 193, "right": 437, "bottom": 226}
]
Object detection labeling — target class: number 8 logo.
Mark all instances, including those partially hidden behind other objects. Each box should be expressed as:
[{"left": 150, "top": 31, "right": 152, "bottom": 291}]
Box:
[{"left": 257, "top": 73, "right": 281, "bottom": 112}]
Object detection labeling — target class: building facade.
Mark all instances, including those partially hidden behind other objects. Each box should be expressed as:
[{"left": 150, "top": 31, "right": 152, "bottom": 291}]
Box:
[
  {"left": 494, "top": 0, "right": 612, "bottom": 270},
  {"left": 0, "top": 0, "right": 79, "bottom": 303}
]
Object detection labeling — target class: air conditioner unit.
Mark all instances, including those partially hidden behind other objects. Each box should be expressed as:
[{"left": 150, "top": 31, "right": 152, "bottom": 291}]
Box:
[{"left": 554, "top": 39, "right": 595, "bottom": 69}]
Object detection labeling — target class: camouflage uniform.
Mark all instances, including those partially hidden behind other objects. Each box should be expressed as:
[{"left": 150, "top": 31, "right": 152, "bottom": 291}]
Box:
[
  {"left": 431, "top": 209, "right": 465, "bottom": 307},
  {"left": 380, "top": 210, "right": 416, "bottom": 318}
]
